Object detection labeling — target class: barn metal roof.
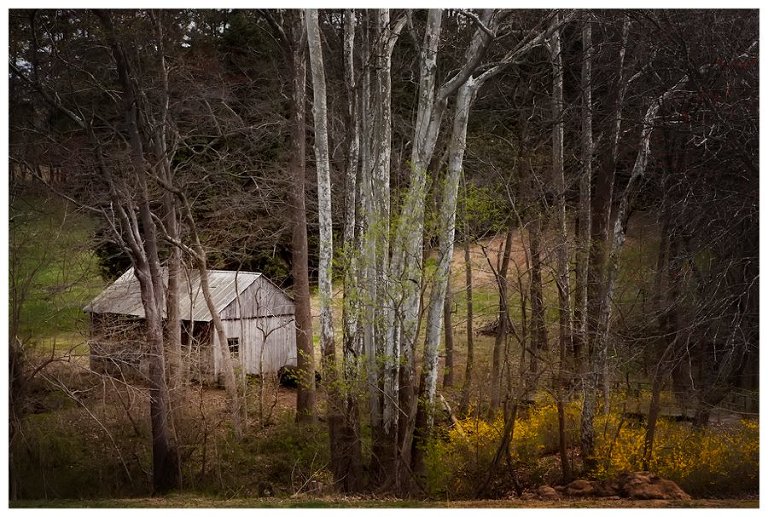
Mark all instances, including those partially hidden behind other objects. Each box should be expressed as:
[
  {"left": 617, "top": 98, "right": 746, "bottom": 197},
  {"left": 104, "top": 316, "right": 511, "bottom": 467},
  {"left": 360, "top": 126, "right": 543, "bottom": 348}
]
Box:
[{"left": 84, "top": 267, "right": 263, "bottom": 322}]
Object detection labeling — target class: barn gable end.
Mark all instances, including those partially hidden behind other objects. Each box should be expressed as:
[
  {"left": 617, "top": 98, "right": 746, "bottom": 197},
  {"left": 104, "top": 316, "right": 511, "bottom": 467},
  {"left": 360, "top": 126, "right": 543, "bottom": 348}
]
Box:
[
  {"left": 218, "top": 275, "right": 295, "bottom": 320},
  {"left": 85, "top": 268, "right": 296, "bottom": 383}
]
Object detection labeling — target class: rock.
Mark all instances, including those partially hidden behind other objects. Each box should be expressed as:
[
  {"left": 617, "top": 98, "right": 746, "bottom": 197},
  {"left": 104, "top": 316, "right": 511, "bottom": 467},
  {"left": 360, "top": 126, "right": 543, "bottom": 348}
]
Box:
[
  {"left": 619, "top": 471, "right": 691, "bottom": 500},
  {"left": 537, "top": 485, "right": 561, "bottom": 500},
  {"left": 594, "top": 479, "right": 621, "bottom": 497},
  {"left": 565, "top": 479, "right": 596, "bottom": 497}
]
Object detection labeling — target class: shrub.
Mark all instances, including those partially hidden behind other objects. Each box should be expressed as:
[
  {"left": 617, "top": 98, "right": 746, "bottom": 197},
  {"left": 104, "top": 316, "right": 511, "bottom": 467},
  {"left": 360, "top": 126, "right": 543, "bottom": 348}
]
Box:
[
  {"left": 194, "top": 414, "right": 332, "bottom": 497},
  {"left": 423, "top": 400, "right": 581, "bottom": 498},
  {"left": 650, "top": 418, "right": 759, "bottom": 496},
  {"left": 593, "top": 411, "right": 759, "bottom": 497},
  {"left": 424, "top": 396, "right": 758, "bottom": 499},
  {"left": 11, "top": 411, "right": 150, "bottom": 499},
  {"left": 423, "top": 413, "right": 502, "bottom": 498}
]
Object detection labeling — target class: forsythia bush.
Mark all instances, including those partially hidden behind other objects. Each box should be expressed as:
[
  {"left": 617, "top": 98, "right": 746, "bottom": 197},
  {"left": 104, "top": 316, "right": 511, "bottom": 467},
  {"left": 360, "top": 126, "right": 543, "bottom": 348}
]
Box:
[
  {"left": 648, "top": 419, "right": 758, "bottom": 495},
  {"left": 424, "top": 399, "right": 758, "bottom": 498},
  {"left": 424, "top": 414, "right": 502, "bottom": 497},
  {"left": 424, "top": 400, "right": 582, "bottom": 497},
  {"left": 589, "top": 412, "right": 758, "bottom": 496}
]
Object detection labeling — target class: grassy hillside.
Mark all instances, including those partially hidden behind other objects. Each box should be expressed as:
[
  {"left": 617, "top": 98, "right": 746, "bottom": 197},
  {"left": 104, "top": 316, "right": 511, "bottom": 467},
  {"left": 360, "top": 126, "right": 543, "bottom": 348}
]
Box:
[{"left": 9, "top": 188, "right": 104, "bottom": 352}]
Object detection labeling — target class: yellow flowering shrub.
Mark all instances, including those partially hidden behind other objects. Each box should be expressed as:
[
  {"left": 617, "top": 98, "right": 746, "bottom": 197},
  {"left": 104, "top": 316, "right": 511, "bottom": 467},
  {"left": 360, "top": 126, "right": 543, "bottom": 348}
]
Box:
[
  {"left": 423, "top": 411, "right": 504, "bottom": 497},
  {"left": 592, "top": 411, "right": 758, "bottom": 496},
  {"left": 424, "top": 396, "right": 758, "bottom": 498},
  {"left": 650, "top": 418, "right": 759, "bottom": 495},
  {"left": 423, "top": 400, "right": 581, "bottom": 497},
  {"left": 592, "top": 411, "right": 646, "bottom": 478}
]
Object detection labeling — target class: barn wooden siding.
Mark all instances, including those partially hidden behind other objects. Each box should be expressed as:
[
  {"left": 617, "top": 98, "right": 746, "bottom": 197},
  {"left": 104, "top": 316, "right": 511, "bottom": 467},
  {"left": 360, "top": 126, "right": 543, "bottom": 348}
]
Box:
[
  {"left": 85, "top": 268, "right": 297, "bottom": 384},
  {"left": 212, "top": 275, "right": 296, "bottom": 378}
]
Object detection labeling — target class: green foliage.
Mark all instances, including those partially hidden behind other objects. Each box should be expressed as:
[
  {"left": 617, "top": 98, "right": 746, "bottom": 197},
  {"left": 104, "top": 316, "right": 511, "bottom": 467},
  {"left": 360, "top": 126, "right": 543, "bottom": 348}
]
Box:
[
  {"left": 457, "top": 183, "right": 510, "bottom": 241},
  {"left": 9, "top": 190, "right": 104, "bottom": 343}
]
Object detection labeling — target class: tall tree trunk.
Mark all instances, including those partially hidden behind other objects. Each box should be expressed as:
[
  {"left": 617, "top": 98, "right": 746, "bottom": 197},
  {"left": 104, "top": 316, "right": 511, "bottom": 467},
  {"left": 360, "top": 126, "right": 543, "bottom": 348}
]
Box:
[
  {"left": 458, "top": 240, "right": 475, "bottom": 416},
  {"left": 164, "top": 197, "right": 183, "bottom": 390},
  {"left": 387, "top": 12, "right": 442, "bottom": 467},
  {"left": 549, "top": 18, "right": 572, "bottom": 483},
  {"left": 150, "top": 17, "right": 183, "bottom": 466},
  {"left": 574, "top": 16, "right": 593, "bottom": 372},
  {"left": 528, "top": 216, "right": 547, "bottom": 379},
  {"left": 581, "top": 16, "right": 630, "bottom": 471},
  {"left": 288, "top": 9, "right": 317, "bottom": 425},
  {"left": 96, "top": 11, "right": 180, "bottom": 491},
  {"left": 305, "top": 6, "right": 335, "bottom": 385},
  {"left": 306, "top": 7, "right": 343, "bottom": 488},
  {"left": 402, "top": 13, "right": 497, "bottom": 491},
  {"left": 584, "top": 38, "right": 695, "bottom": 471},
  {"left": 354, "top": 9, "right": 407, "bottom": 488},
  {"left": 374, "top": 10, "right": 399, "bottom": 487},
  {"left": 392, "top": 9, "right": 444, "bottom": 488},
  {"left": 136, "top": 158, "right": 180, "bottom": 494},
  {"left": 336, "top": 8, "right": 364, "bottom": 491},
  {"left": 411, "top": 78, "right": 477, "bottom": 480},
  {"left": 357, "top": 14, "right": 383, "bottom": 474},
  {"left": 443, "top": 275, "right": 455, "bottom": 389},
  {"left": 489, "top": 228, "right": 514, "bottom": 415},
  {"left": 165, "top": 188, "right": 243, "bottom": 436}
]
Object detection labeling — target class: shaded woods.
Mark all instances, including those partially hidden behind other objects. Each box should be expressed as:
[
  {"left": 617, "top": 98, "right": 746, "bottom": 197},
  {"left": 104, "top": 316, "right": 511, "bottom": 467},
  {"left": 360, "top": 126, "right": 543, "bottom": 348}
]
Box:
[{"left": 8, "top": 8, "right": 758, "bottom": 503}]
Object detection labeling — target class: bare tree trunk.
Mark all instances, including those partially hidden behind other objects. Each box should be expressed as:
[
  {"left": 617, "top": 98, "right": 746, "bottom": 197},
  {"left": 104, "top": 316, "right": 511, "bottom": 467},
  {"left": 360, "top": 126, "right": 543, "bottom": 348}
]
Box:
[
  {"left": 305, "top": 7, "right": 335, "bottom": 383},
  {"left": 134, "top": 152, "right": 181, "bottom": 495},
  {"left": 389, "top": 13, "right": 444, "bottom": 466},
  {"left": 528, "top": 216, "right": 547, "bottom": 378},
  {"left": 581, "top": 16, "right": 629, "bottom": 472},
  {"left": 412, "top": 78, "right": 477, "bottom": 480},
  {"left": 96, "top": 11, "right": 180, "bottom": 491},
  {"left": 574, "top": 16, "right": 593, "bottom": 372},
  {"left": 403, "top": 13, "right": 498, "bottom": 491},
  {"left": 122, "top": 167, "right": 180, "bottom": 494},
  {"left": 342, "top": 11, "right": 360, "bottom": 374},
  {"left": 306, "top": 7, "right": 346, "bottom": 490},
  {"left": 353, "top": 9, "right": 407, "bottom": 488},
  {"left": 136, "top": 265, "right": 179, "bottom": 494},
  {"left": 337, "top": 8, "right": 364, "bottom": 491},
  {"left": 443, "top": 275, "right": 455, "bottom": 389},
  {"left": 374, "top": 10, "right": 401, "bottom": 487},
  {"left": 164, "top": 198, "right": 183, "bottom": 388},
  {"left": 644, "top": 134, "right": 689, "bottom": 468},
  {"left": 598, "top": 70, "right": 693, "bottom": 398},
  {"left": 584, "top": 32, "right": 695, "bottom": 471},
  {"left": 489, "top": 228, "right": 514, "bottom": 415},
  {"left": 446, "top": 14, "right": 572, "bottom": 420},
  {"left": 458, "top": 240, "right": 475, "bottom": 416},
  {"left": 357, "top": 14, "right": 383, "bottom": 469},
  {"left": 549, "top": 17, "right": 573, "bottom": 483},
  {"left": 288, "top": 10, "right": 317, "bottom": 425}
]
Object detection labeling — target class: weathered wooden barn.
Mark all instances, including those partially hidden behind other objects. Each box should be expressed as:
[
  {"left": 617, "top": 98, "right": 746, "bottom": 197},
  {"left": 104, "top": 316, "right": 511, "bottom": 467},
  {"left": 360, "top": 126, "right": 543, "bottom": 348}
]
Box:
[{"left": 84, "top": 268, "right": 297, "bottom": 384}]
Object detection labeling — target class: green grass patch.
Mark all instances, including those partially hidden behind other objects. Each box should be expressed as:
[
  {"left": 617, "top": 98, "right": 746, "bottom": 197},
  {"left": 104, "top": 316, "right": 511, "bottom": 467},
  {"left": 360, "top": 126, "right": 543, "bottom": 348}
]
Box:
[{"left": 10, "top": 189, "right": 105, "bottom": 345}]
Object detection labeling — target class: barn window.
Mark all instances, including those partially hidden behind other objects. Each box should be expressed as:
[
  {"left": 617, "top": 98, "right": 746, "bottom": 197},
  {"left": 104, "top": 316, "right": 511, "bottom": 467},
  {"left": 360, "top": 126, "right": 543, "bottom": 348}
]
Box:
[{"left": 227, "top": 337, "right": 240, "bottom": 357}]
